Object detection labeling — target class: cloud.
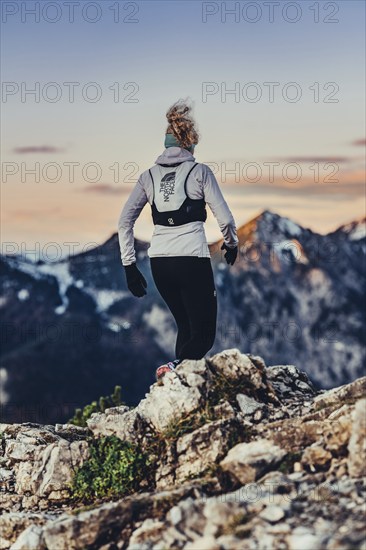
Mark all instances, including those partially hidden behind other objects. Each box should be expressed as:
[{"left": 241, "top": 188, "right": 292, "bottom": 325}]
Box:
[
  {"left": 80, "top": 184, "right": 122, "bottom": 195},
  {"left": 10, "top": 207, "right": 61, "bottom": 220},
  {"left": 13, "top": 146, "right": 65, "bottom": 154},
  {"left": 351, "top": 139, "right": 366, "bottom": 146},
  {"left": 227, "top": 179, "right": 365, "bottom": 197},
  {"left": 271, "top": 156, "right": 352, "bottom": 164}
]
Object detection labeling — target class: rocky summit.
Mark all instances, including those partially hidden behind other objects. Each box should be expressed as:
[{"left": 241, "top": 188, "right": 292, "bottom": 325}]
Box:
[
  {"left": 2, "top": 211, "right": 365, "bottom": 425},
  {"left": 0, "top": 348, "right": 365, "bottom": 549}
]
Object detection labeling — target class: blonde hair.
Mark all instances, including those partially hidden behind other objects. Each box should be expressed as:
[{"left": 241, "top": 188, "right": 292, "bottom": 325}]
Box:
[{"left": 166, "top": 99, "right": 199, "bottom": 149}]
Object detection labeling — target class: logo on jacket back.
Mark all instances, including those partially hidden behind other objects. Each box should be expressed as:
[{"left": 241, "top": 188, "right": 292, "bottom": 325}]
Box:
[{"left": 159, "top": 172, "right": 176, "bottom": 202}]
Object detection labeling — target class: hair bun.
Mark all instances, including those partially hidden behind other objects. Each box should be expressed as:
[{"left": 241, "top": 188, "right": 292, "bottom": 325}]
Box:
[
  {"left": 165, "top": 99, "right": 199, "bottom": 149},
  {"left": 167, "top": 111, "right": 184, "bottom": 124}
]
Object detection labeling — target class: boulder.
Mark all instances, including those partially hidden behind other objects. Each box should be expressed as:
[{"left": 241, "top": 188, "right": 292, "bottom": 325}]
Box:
[
  {"left": 219, "top": 439, "right": 286, "bottom": 484},
  {"left": 209, "top": 349, "right": 268, "bottom": 390},
  {"left": 0, "top": 425, "right": 89, "bottom": 509},
  {"left": 137, "top": 361, "right": 206, "bottom": 432},
  {"left": 9, "top": 525, "right": 45, "bottom": 550},
  {"left": 301, "top": 445, "right": 332, "bottom": 472},
  {"left": 175, "top": 418, "right": 240, "bottom": 483},
  {"left": 88, "top": 359, "right": 208, "bottom": 436},
  {"left": 0, "top": 513, "right": 46, "bottom": 550},
  {"left": 313, "top": 377, "right": 366, "bottom": 411},
  {"left": 266, "top": 364, "right": 316, "bottom": 399},
  {"left": 86, "top": 407, "right": 147, "bottom": 443},
  {"left": 347, "top": 398, "right": 366, "bottom": 478},
  {"left": 236, "top": 393, "right": 264, "bottom": 416}
]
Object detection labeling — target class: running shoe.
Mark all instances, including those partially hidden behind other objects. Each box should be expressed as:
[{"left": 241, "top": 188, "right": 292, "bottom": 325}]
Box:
[{"left": 155, "top": 359, "right": 181, "bottom": 381}]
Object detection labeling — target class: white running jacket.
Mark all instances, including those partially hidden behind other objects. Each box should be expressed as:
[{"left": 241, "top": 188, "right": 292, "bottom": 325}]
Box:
[{"left": 117, "top": 147, "right": 239, "bottom": 266}]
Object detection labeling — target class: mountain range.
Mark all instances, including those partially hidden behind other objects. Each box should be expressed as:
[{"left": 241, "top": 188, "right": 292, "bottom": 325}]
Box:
[{"left": 0, "top": 210, "right": 365, "bottom": 424}]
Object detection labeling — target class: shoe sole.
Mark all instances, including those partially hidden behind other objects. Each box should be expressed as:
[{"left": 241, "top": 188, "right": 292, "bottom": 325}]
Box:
[{"left": 155, "top": 365, "right": 176, "bottom": 384}]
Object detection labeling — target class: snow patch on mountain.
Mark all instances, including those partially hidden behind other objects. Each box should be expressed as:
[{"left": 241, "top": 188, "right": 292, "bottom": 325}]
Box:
[
  {"left": 38, "top": 261, "right": 73, "bottom": 313},
  {"left": 0, "top": 368, "right": 9, "bottom": 405},
  {"left": 273, "top": 239, "right": 308, "bottom": 264},
  {"left": 143, "top": 304, "right": 176, "bottom": 356},
  {"left": 5, "top": 256, "right": 42, "bottom": 280},
  {"left": 84, "top": 288, "right": 129, "bottom": 313},
  {"left": 346, "top": 220, "right": 366, "bottom": 241},
  {"left": 17, "top": 289, "right": 30, "bottom": 301},
  {"left": 277, "top": 216, "right": 302, "bottom": 237}
]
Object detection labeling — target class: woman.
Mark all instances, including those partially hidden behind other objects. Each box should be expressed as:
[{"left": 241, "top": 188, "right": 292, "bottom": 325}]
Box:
[{"left": 117, "top": 99, "right": 239, "bottom": 380}]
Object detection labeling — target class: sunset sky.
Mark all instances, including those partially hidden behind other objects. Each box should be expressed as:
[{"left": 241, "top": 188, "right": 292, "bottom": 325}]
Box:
[{"left": 1, "top": 0, "right": 365, "bottom": 261}]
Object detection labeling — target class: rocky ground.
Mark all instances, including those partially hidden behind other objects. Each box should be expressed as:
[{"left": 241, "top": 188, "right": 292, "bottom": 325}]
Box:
[{"left": 0, "top": 348, "right": 365, "bottom": 549}]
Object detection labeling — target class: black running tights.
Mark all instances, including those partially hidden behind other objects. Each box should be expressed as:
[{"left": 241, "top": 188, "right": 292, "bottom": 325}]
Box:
[{"left": 150, "top": 256, "right": 217, "bottom": 361}]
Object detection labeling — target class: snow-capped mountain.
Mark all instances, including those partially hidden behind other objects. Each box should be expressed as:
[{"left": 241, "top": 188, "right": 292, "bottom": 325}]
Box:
[{"left": 1, "top": 210, "right": 365, "bottom": 423}]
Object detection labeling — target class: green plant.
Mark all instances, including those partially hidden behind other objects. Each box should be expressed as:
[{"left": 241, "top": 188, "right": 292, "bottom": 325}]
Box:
[
  {"left": 181, "top": 462, "right": 220, "bottom": 483},
  {"left": 207, "top": 370, "right": 264, "bottom": 408},
  {"left": 68, "top": 385, "right": 125, "bottom": 427},
  {"left": 159, "top": 400, "right": 216, "bottom": 442},
  {"left": 278, "top": 451, "right": 303, "bottom": 474},
  {"left": 156, "top": 376, "right": 255, "bottom": 447},
  {"left": 70, "top": 435, "right": 153, "bottom": 502},
  {"left": 219, "top": 511, "right": 250, "bottom": 536}
]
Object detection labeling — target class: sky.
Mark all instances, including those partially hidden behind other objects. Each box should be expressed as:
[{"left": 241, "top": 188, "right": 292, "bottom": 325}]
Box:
[{"left": 1, "top": 0, "right": 365, "bottom": 261}]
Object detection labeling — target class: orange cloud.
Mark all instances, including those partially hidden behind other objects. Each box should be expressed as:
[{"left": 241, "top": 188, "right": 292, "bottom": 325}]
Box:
[
  {"left": 80, "top": 184, "right": 122, "bottom": 195},
  {"left": 12, "top": 146, "right": 65, "bottom": 154}
]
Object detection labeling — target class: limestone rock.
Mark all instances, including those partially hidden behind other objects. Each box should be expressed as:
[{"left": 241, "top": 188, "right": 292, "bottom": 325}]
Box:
[
  {"left": 347, "top": 398, "right": 366, "bottom": 477},
  {"left": 259, "top": 505, "right": 286, "bottom": 523},
  {"left": 209, "top": 349, "right": 266, "bottom": 388},
  {"left": 127, "top": 518, "right": 166, "bottom": 550},
  {"left": 0, "top": 513, "right": 46, "bottom": 549},
  {"left": 39, "top": 483, "right": 209, "bottom": 550},
  {"left": 86, "top": 407, "right": 146, "bottom": 443},
  {"left": 87, "top": 359, "right": 207, "bottom": 437},
  {"left": 2, "top": 351, "right": 366, "bottom": 550},
  {"left": 0, "top": 424, "right": 89, "bottom": 510},
  {"left": 219, "top": 439, "right": 286, "bottom": 484},
  {"left": 266, "top": 364, "right": 316, "bottom": 399},
  {"left": 4, "top": 427, "right": 59, "bottom": 462},
  {"left": 301, "top": 445, "right": 332, "bottom": 472},
  {"left": 54, "top": 423, "right": 92, "bottom": 441},
  {"left": 175, "top": 418, "right": 240, "bottom": 483},
  {"left": 32, "top": 440, "right": 89, "bottom": 498},
  {"left": 184, "top": 535, "right": 221, "bottom": 550},
  {"left": 9, "top": 525, "right": 45, "bottom": 550},
  {"left": 313, "top": 376, "right": 366, "bottom": 411},
  {"left": 137, "top": 364, "right": 205, "bottom": 432},
  {"left": 236, "top": 393, "right": 264, "bottom": 415}
]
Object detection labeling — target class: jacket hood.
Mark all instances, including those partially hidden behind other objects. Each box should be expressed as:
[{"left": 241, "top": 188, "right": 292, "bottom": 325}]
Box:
[{"left": 155, "top": 146, "right": 196, "bottom": 165}]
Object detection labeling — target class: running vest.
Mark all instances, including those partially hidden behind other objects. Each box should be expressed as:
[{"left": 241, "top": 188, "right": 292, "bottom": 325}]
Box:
[{"left": 148, "top": 161, "right": 207, "bottom": 226}]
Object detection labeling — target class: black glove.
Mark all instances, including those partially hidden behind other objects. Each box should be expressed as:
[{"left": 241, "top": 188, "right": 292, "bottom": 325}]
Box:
[
  {"left": 124, "top": 263, "right": 147, "bottom": 297},
  {"left": 221, "top": 242, "right": 238, "bottom": 266}
]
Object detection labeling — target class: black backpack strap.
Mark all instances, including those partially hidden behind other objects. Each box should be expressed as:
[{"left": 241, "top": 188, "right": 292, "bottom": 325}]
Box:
[
  {"left": 184, "top": 163, "right": 198, "bottom": 196},
  {"left": 148, "top": 168, "right": 154, "bottom": 202}
]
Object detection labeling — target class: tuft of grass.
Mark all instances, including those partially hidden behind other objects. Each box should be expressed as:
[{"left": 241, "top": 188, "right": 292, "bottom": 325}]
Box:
[
  {"left": 219, "top": 511, "right": 251, "bottom": 536},
  {"left": 206, "top": 369, "right": 267, "bottom": 409},
  {"left": 69, "top": 435, "right": 154, "bottom": 502},
  {"left": 68, "top": 385, "right": 125, "bottom": 427},
  {"left": 278, "top": 451, "right": 303, "bottom": 474},
  {"left": 181, "top": 462, "right": 220, "bottom": 483},
  {"left": 159, "top": 400, "right": 216, "bottom": 442}
]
